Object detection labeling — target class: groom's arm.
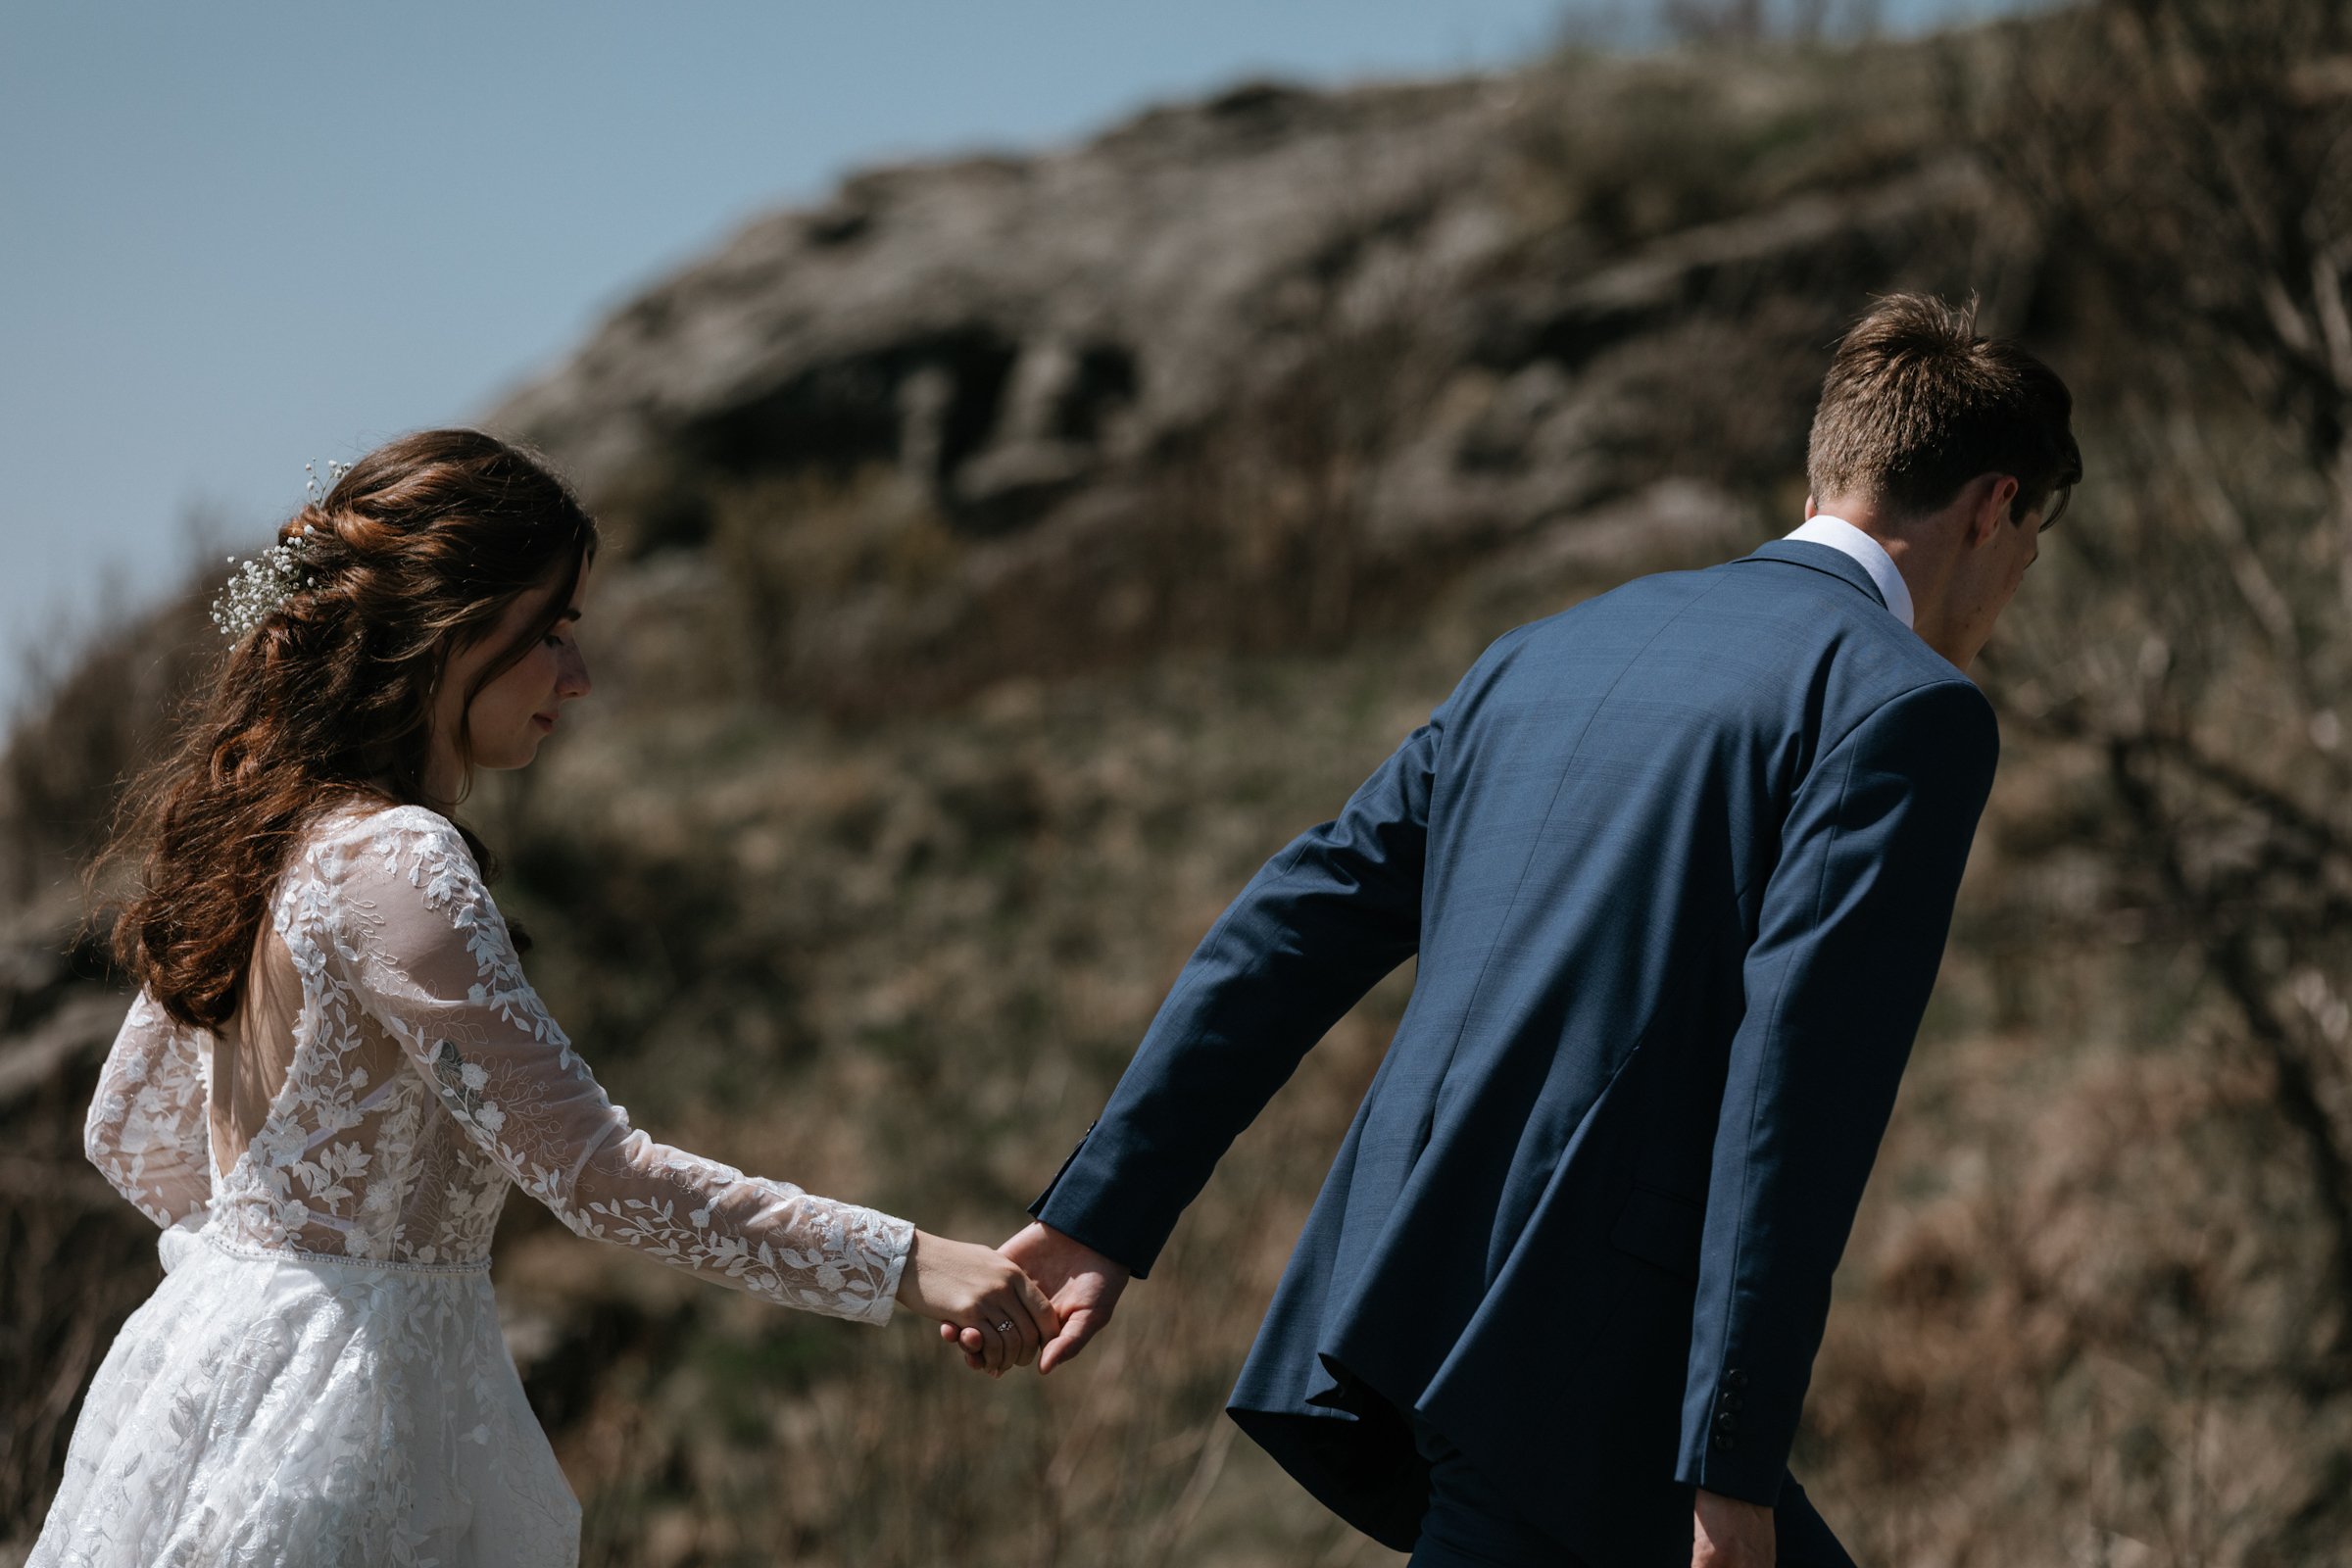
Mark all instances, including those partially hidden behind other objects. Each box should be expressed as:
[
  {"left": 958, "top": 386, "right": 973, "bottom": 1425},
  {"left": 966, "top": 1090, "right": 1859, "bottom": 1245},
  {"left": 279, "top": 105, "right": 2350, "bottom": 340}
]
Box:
[
  {"left": 1028, "top": 697, "right": 1455, "bottom": 1279},
  {"left": 1678, "top": 678, "right": 1999, "bottom": 1505}
]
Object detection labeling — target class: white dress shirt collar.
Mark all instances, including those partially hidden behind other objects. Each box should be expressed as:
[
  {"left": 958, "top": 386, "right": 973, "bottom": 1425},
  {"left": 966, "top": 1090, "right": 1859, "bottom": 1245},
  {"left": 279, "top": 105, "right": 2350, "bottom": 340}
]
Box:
[{"left": 1783, "top": 514, "right": 1915, "bottom": 629}]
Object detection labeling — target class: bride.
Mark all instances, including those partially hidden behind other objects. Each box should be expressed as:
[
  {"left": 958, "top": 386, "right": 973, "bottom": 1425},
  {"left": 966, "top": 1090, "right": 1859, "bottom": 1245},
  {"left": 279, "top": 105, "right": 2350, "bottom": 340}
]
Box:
[{"left": 31, "top": 429, "right": 1055, "bottom": 1567}]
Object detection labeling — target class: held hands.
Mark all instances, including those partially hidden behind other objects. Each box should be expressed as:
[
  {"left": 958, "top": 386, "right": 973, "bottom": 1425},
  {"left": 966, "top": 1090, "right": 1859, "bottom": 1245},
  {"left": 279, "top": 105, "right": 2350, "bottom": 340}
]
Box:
[
  {"left": 893, "top": 1230, "right": 1060, "bottom": 1375},
  {"left": 939, "top": 1222, "right": 1129, "bottom": 1376},
  {"left": 1691, "top": 1489, "right": 1773, "bottom": 1568}
]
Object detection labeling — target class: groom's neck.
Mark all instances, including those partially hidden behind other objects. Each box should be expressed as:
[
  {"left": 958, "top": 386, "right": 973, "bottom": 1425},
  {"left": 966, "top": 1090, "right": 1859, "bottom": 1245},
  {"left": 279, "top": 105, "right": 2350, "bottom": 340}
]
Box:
[
  {"left": 1806, "top": 494, "right": 1930, "bottom": 580},
  {"left": 1805, "top": 494, "right": 1967, "bottom": 663}
]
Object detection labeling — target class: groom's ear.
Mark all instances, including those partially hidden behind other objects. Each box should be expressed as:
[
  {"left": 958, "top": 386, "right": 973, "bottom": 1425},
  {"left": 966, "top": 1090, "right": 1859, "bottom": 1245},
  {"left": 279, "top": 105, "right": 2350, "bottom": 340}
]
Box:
[{"left": 1963, "top": 474, "right": 2019, "bottom": 548}]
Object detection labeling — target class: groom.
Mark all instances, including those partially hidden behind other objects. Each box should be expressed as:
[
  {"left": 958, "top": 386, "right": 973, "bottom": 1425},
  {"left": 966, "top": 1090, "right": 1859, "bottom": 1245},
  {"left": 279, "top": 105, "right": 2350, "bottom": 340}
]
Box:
[{"left": 957, "top": 295, "right": 2081, "bottom": 1565}]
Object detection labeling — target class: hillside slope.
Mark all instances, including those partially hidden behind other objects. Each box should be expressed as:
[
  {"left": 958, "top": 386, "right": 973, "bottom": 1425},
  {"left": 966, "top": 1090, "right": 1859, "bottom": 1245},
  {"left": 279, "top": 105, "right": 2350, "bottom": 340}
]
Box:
[{"left": 8, "top": 26, "right": 2344, "bottom": 1568}]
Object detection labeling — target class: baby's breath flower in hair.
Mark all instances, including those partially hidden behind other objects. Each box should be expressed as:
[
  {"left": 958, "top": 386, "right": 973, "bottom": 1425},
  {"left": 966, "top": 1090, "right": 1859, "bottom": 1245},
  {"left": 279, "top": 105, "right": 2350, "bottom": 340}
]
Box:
[
  {"left": 208, "top": 461, "right": 346, "bottom": 641},
  {"left": 304, "top": 460, "right": 349, "bottom": 510},
  {"left": 209, "top": 536, "right": 317, "bottom": 641}
]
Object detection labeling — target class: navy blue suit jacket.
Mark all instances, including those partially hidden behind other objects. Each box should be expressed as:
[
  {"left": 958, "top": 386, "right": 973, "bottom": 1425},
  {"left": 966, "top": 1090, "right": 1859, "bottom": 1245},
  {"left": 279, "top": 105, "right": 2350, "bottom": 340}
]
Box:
[{"left": 1031, "top": 541, "right": 1999, "bottom": 1565}]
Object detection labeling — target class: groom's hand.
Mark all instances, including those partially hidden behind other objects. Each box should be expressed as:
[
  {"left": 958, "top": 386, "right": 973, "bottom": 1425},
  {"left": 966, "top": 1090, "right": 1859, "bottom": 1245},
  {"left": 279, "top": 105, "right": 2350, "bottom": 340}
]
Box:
[
  {"left": 1691, "top": 1489, "right": 1773, "bottom": 1568},
  {"left": 939, "top": 1222, "right": 1129, "bottom": 1375}
]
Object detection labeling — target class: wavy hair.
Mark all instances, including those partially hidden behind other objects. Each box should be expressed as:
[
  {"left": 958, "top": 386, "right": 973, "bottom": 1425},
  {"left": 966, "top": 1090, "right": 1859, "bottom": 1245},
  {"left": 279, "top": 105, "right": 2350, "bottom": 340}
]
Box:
[{"left": 101, "top": 428, "right": 599, "bottom": 1031}]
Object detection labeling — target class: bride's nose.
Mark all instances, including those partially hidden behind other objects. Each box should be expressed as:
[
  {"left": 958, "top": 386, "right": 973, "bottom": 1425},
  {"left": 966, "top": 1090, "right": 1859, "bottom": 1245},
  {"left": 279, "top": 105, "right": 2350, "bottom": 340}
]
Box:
[{"left": 558, "top": 645, "right": 591, "bottom": 701}]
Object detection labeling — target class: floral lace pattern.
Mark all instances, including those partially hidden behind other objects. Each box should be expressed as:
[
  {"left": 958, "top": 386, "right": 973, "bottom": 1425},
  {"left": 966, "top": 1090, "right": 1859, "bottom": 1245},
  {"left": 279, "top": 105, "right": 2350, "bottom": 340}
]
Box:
[
  {"left": 36, "top": 1238, "right": 577, "bottom": 1568},
  {"left": 42, "top": 803, "right": 915, "bottom": 1565},
  {"left": 83, "top": 802, "right": 911, "bottom": 1315},
  {"left": 81, "top": 991, "right": 212, "bottom": 1229}
]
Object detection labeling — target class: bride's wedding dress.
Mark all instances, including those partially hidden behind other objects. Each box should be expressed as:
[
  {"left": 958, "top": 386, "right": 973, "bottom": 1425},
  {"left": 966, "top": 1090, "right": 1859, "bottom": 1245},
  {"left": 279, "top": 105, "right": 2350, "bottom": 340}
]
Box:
[{"left": 32, "top": 802, "right": 913, "bottom": 1568}]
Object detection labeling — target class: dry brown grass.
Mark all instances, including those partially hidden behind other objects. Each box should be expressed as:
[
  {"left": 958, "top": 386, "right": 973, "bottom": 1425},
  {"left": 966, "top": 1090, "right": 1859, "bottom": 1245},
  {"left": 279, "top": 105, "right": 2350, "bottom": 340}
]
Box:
[{"left": 11, "top": 9, "right": 2352, "bottom": 1563}]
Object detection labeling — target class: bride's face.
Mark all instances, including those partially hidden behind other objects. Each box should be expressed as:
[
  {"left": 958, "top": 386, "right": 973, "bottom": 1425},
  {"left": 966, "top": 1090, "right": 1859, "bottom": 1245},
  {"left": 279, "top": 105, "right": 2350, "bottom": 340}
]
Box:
[{"left": 430, "top": 557, "right": 594, "bottom": 789}]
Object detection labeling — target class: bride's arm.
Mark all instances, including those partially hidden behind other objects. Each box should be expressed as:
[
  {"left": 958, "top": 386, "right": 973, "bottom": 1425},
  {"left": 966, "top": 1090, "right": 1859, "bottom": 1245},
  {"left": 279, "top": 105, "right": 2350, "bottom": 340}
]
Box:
[
  {"left": 318, "top": 809, "right": 1055, "bottom": 1359},
  {"left": 83, "top": 991, "right": 214, "bottom": 1228},
  {"left": 323, "top": 809, "right": 916, "bottom": 1323}
]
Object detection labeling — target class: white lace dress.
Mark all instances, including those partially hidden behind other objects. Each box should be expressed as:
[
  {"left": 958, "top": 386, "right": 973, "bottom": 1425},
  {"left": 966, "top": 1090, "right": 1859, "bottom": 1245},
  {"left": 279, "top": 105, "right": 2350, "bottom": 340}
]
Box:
[{"left": 33, "top": 803, "right": 913, "bottom": 1568}]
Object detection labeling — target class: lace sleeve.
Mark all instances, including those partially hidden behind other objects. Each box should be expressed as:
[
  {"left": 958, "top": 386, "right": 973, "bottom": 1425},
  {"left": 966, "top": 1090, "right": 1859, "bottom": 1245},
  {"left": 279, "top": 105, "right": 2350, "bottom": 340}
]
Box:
[
  {"left": 320, "top": 808, "right": 912, "bottom": 1324},
  {"left": 84, "top": 991, "right": 214, "bottom": 1229}
]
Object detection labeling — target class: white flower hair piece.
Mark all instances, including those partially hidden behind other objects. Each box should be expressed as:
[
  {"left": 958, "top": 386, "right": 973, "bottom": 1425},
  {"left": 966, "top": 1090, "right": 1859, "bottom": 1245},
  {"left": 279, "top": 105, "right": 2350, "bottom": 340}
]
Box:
[
  {"left": 209, "top": 461, "right": 348, "bottom": 641},
  {"left": 304, "top": 459, "right": 351, "bottom": 510}
]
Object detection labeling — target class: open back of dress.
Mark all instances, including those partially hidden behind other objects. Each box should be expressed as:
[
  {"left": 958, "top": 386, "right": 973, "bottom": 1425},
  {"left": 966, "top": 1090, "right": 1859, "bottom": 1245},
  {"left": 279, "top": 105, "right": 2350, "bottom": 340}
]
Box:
[
  {"left": 44, "top": 801, "right": 912, "bottom": 1568},
  {"left": 211, "top": 928, "right": 305, "bottom": 1188}
]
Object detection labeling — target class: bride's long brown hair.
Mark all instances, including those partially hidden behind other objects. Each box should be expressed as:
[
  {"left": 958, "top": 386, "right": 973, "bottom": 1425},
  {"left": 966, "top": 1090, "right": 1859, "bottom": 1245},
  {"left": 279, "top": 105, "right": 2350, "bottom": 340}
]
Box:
[{"left": 102, "top": 428, "right": 599, "bottom": 1032}]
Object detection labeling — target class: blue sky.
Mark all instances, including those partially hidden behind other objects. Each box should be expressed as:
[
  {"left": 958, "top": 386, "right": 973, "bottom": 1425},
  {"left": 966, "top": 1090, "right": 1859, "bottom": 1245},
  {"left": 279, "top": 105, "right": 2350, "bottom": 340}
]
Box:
[{"left": 0, "top": 0, "right": 2044, "bottom": 718}]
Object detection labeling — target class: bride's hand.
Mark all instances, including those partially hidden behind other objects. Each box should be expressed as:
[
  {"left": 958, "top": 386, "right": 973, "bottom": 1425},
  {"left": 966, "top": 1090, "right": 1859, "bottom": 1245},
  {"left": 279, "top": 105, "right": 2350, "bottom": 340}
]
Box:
[{"left": 894, "top": 1231, "right": 1059, "bottom": 1375}]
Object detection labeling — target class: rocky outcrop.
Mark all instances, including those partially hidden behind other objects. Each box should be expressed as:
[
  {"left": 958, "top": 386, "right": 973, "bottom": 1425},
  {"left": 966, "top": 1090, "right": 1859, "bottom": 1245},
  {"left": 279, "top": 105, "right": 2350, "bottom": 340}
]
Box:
[
  {"left": 495, "top": 79, "right": 1522, "bottom": 533},
  {"left": 488, "top": 48, "right": 2010, "bottom": 709}
]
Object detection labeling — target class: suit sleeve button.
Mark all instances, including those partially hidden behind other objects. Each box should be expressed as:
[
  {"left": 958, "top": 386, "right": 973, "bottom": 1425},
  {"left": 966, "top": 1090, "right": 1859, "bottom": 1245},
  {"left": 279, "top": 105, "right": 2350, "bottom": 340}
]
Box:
[
  {"left": 1717, "top": 1392, "right": 1742, "bottom": 1412},
  {"left": 1711, "top": 1431, "right": 1739, "bottom": 1451},
  {"left": 1714, "top": 1410, "right": 1739, "bottom": 1431},
  {"left": 1724, "top": 1369, "right": 1749, "bottom": 1390}
]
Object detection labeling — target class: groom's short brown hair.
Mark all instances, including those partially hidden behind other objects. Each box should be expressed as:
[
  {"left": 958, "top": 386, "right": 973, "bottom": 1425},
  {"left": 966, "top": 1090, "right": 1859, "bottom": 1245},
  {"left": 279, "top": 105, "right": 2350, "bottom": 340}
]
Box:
[{"left": 1807, "top": 294, "right": 2082, "bottom": 524}]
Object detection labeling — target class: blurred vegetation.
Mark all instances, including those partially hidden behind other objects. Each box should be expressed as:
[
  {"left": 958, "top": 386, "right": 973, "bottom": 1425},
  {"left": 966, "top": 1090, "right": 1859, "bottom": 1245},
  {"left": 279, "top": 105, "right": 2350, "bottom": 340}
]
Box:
[{"left": 9, "top": 3, "right": 2352, "bottom": 1564}]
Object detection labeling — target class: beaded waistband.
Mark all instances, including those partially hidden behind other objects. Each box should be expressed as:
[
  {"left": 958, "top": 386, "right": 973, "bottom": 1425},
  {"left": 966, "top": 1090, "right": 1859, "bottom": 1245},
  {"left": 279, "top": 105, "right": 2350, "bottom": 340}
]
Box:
[{"left": 195, "top": 1225, "right": 493, "bottom": 1276}]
